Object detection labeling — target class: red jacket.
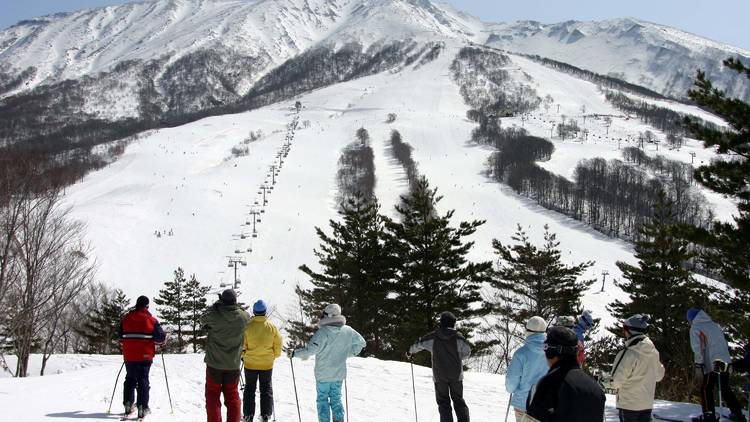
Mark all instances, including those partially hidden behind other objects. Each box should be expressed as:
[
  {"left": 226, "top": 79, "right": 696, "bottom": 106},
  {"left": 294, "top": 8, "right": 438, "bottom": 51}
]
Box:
[{"left": 119, "top": 308, "right": 166, "bottom": 362}]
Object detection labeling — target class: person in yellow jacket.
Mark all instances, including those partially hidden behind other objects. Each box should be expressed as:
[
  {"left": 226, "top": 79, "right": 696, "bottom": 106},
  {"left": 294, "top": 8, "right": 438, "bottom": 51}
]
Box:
[{"left": 241, "top": 300, "right": 282, "bottom": 422}]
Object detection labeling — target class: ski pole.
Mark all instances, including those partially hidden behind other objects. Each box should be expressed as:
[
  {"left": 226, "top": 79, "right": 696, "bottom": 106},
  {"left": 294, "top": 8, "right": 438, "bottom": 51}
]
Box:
[
  {"left": 161, "top": 351, "right": 174, "bottom": 414},
  {"left": 504, "top": 393, "right": 513, "bottom": 422},
  {"left": 344, "top": 378, "right": 350, "bottom": 422},
  {"left": 409, "top": 358, "right": 418, "bottom": 422},
  {"left": 290, "top": 356, "right": 302, "bottom": 422},
  {"left": 107, "top": 362, "right": 126, "bottom": 414}
]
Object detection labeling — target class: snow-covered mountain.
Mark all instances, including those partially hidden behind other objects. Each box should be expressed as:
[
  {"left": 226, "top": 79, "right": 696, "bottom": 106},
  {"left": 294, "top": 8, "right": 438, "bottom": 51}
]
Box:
[
  {"left": 0, "top": 0, "right": 479, "bottom": 95},
  {"left": 2, "top": 1, "right": 749, "bottom": 104},
  {"left": 484, "top": 18, "right": 750, "bottom": 101}
]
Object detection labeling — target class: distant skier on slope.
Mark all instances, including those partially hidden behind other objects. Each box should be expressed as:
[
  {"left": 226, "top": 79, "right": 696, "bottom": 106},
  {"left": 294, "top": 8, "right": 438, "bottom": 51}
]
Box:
[
  {"left": 202, "top": 289, "right": 252, "bottom": 422},
  {"left": 409, "top": 311, "right": 472, "bottom": 422},
  {"left": 687, "top": 308, "right": 747, "bottom": 422},
  {"left": 289, "top": 304, "right": 365, "bottom": 422},
  {"left": 525, "top": 326, "right": 605, "bottom": 422},
  {"left": 241, "top": 300, "right": 282, "bottom": 422},
  {"left": 118, "top": 295, "right": 166, "bottom": 420},
  {"left": 610, "top": 314, "right": 664, "bottom": 422},
  {"left": 505, "top": 316, "right": 548, "bottom": 421}
]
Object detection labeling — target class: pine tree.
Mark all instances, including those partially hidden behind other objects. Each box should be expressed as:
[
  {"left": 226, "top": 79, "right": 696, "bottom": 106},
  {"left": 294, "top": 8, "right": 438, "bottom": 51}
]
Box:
[
  {"left": 78, "top": 289, "right": 130, "bottom": 354},
  {"left": 609, "top": 194, "right": 708, "bottom": 400},
  {"left": 488, "top": 224, "right": 594, "bottom": 337},
  {"left": 183, "top": 274, "right": 209, "bottom": 353},
  {"left": 154, "top": 268, "right": 187, "bottom": 353},
  {"left": 683, "top": 58, "right": 750, "bottom": 340},
  {"left": 386, "top": 176, "right": 492, "bottom": 364},
  {"left": 295, "top": 193, "right": 396, "bottom": 357}
]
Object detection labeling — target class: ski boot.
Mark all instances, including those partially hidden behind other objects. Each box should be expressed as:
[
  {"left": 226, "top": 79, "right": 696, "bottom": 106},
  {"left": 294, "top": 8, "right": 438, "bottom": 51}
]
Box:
[
  {"left": 121, "top": 402, "right": 135, "bottom": 420},
  {"left": 242, "top": 416, "right": 253, "bottom": 422},
  {"left": 137, "top": 405, "right": 150, "bottom": 420}
]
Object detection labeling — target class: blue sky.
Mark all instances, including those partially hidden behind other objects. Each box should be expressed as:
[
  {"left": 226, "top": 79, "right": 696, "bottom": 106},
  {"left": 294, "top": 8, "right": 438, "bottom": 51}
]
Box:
[{"left": 1, "top": 0, "right": 748, "bottom": 50}]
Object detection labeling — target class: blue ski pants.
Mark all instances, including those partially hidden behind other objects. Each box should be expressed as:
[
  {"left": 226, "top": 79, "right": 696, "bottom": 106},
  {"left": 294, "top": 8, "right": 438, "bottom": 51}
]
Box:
[
  {"left": 123, "top": 361, "right": 152, "bottom": 408},
  {"left": 316, "top": 381, "right": 344, "bottom": 422}
]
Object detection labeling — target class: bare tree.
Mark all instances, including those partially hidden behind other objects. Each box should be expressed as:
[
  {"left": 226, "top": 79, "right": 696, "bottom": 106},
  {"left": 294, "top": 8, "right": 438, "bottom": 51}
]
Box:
[{"left": 4, "top": 190, "right": 96, "bottom": 377}]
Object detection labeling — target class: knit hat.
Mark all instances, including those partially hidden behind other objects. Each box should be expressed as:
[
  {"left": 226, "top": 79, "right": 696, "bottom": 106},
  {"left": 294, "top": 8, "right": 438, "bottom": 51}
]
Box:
[
  {"left": 253, "top": 300, "right": 268, "bottom": 315},
  {"left": 526, "top": 316, "right": 547, "bottom": 334},
  {"left": 687, "top": 308, "right": 700, "bottom": 322},
  {"left": 219, "top": 289, "right": 237, "bottom": 305},
  {"left": 554, "top": 315, "right": 576, "bottom": 328},
  {"left": 135, "top": 295, "right": 149, "bottom": 309},
  {"left": 623, "top": 314, "right": 650, "bottom": 333},
  {"left": 439, "top": 311, "right": 457, "bottom": 329},
  {"left": 323, "top": 303, "right": 342, "bottom": 318},
  {"left": 544, "top": 326, "right": 579, "bottom": 358}
]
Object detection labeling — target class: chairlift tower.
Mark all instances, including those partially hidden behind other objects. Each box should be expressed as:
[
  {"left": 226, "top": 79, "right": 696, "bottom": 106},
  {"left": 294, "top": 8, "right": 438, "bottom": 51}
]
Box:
[
  {"left": 248, "top": 209, "right": 262, "bottom": 237},
  {"left": 227, "top": 256, "right": 247, "bottom": 290},
  {"left": 600, "top": 270, "right": 609, "bottom": 293},
  {"left": 269, "top": 165, "right": 278, "bottom": 185},
  {"left": 259, "top": 184, "right": 270, "bottom": 206}
]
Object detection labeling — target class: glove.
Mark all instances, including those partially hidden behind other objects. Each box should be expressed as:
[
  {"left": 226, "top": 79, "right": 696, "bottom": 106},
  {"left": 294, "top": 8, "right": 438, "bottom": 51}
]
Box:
[
  {"left": 405, "top": 352, "right": 412, "bottom": 360},
  {"left": 694, "top": 363, "right": 705, "bottom": 379},
  {"left": 288, "top": 349, "right": 295, "bottom": 358}
]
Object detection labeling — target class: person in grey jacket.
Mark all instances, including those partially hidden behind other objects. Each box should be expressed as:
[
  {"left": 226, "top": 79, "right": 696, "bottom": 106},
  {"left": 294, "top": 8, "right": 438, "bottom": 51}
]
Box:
[
  {"left": 688, "top": 308, "right": 747, "bottom": 422},
  {"left": 409, "top": 311, "right": 472, "bottom": 422}
]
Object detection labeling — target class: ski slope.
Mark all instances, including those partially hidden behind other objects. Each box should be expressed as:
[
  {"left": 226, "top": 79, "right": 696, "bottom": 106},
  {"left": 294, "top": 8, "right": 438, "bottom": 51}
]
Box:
[
  {"left": 62, "top": 42, "right": 734, "bottom": 331},
  {"left": 0, "top": 353, "right": 707, "bottom": 421}
]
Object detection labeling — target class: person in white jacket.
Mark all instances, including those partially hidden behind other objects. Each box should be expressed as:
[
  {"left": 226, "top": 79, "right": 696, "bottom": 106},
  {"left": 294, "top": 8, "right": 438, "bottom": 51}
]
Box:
[
  {"left": 688, "top": 308, "right": 747, "bottom": 422},
  {"left": 610, "top": 314, "right": 664, "bottom": 422}
]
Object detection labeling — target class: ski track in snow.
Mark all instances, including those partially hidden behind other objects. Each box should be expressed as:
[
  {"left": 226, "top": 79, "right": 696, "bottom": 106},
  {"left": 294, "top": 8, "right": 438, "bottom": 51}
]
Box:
[{"left": 0, "top": 354, "right": 707, "bottom": 421}]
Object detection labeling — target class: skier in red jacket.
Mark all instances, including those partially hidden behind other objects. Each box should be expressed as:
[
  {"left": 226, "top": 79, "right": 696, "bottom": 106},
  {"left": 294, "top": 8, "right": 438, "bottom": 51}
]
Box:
[{"left": 119, "top": 295, "right": 166, "bottom": 419}]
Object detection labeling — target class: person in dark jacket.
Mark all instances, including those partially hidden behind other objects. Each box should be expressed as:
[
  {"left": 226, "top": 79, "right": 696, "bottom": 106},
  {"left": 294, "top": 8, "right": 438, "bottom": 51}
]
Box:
[
  {"left": 409, "top": 311, "right": 472, "bottom": 422},
  {"left": 526, "top": 326, "right": 605, "bottom": 422},
  {"left": 119, "top": 295, "right": 166, "bottom": 419},
  {"left": 202, "top": 289, "right": 252, "bottom": 422}
]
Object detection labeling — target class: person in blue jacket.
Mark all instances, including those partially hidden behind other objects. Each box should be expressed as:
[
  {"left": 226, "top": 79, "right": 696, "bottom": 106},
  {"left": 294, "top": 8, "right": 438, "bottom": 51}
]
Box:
[
  {"left": 555, "top": 311, "right": 594, "bottom": 365},
  {"left": 506, "top": 316, "right": 548, "bottom": 421},
  {"left": 290, "top": 304, "right": 366, "bottom": 422}
]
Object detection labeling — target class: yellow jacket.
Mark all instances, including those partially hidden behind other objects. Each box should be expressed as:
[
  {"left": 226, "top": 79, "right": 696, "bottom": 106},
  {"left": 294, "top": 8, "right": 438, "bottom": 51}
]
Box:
[{"left": 242, "top": 316, "right": 282, "bottom": 370}]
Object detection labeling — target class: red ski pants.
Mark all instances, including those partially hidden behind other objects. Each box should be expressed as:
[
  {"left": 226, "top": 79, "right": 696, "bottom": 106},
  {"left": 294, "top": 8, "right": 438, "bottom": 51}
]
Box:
[{"left": 205, "top": 366, "right": 241, "bottom": 422}]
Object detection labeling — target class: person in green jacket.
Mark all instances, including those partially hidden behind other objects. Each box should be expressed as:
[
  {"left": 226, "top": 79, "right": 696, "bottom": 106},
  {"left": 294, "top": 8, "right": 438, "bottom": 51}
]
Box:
[{"left": 202, "top": 289, "right": 252, "bottom": 422}]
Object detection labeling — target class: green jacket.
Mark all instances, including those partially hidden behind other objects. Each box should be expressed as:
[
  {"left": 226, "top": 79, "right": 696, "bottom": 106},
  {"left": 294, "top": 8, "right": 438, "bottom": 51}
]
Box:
[{"left": 202, "top": 302, "right": 251, "bottom": 370}]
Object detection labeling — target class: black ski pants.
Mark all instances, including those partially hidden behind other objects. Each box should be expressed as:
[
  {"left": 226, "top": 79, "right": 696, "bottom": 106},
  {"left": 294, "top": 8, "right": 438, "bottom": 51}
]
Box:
[
  {"left": 701, "top": 371, "right": 744, "bottom": 418},
  {"left": 434, "top": 381, "right": 470, "bottom": 422},
  {"left": 123, "top": 361, "right": 152, "bottom": 408},
  {"left": 618, "top": 409, "right": 652, "bottom": 422},
  {"left": 243, "top": 368, "right": 274, "bottom": 419}
]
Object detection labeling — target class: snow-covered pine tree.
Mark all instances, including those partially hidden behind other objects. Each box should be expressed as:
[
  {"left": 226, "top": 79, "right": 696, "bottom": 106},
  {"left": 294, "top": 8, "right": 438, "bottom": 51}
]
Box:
[
  {"left": 609, "top": 193, "right": 708, "bottom": 401},
  {"left": 487, "top": 224, "right": 594, "bottom": 342},
  {"left": 294, "top": 193, "right": 396, "bottom": 357},
  {"left": 683, "top": 58, "right": 750, "bottom": 341},
  {"left": 154, "top": 268, "right": 187, "bottom": 353},
  {"left": 183, "top": 274, "right": 209, "bottom": 353},
  {"left": 387, "top": 176, "right": 492, "bottom": 364},
  {"left": 77, "top": 288, "right": 130, "bottom": 354}
]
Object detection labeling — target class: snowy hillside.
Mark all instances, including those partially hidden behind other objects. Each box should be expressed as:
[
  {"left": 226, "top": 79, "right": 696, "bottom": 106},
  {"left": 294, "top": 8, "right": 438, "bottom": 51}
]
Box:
[
  {"left": 0, "top": 353, "right": 706, "bottom": 421},
  {"left": 61, "top": 42, "right": 733, "bottom": 330},
  {"left": 0, "top": 0, "right": 478, "bottom": 96},
  {"left": 484, "top": 18, "right": 750, "bottom": 102}
]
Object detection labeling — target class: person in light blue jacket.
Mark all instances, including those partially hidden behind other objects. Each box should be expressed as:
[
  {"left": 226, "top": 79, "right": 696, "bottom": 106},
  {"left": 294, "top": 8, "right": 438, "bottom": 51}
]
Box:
[
  {"left": 291, "top": 304, "right": 366, "bottom": 422},
  {"left": 505, "top": 316, "right": 548, "bottom": 421}
]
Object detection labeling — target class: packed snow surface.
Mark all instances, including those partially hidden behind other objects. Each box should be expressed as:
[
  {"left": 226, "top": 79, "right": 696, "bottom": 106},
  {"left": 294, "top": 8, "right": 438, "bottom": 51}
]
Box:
[
  {"left": 0, "top": 353, "right": 708, "bottom": 421},
  {"left": 62, "top": 43, "right": 734, "bottom": 331}
]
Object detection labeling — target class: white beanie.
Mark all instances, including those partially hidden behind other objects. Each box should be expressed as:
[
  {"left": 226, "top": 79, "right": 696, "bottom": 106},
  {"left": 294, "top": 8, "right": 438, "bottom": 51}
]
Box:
[
  {"left": 526, "top": 316, "right": 546, "bottom": 336},
  {"left": 324, "top": 303, "right": 342, "bottom": 318}
]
